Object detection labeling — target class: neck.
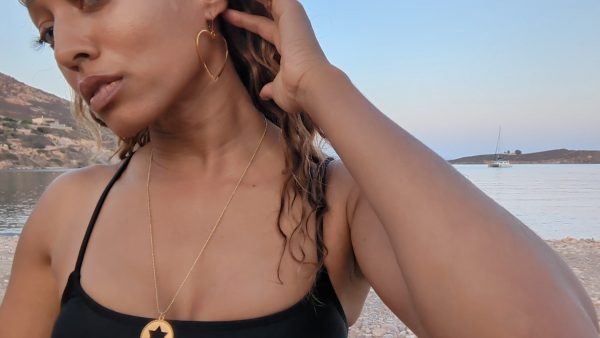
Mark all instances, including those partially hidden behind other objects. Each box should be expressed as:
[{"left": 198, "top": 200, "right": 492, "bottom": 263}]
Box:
[{"left": 138, "top": 65, "right": 277, "bottom": 181}]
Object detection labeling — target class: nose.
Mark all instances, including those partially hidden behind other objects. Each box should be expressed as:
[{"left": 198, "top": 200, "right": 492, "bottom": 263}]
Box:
[{"left": 53, "top": 20, "right": 99, "bottom": 72}]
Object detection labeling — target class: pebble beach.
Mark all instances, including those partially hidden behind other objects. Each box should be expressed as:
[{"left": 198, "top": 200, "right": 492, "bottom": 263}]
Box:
[{"left": 0, "top": 236, "right": 598, "bottom": 337}]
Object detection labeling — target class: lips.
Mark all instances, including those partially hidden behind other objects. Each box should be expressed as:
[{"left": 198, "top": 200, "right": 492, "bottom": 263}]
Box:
[{"left": 78, "top": 74, "right": 123, "bottom": 112}]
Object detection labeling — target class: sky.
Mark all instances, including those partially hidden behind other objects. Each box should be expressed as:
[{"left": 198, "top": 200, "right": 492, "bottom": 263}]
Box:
[{"left": 1, "top": 0, "right": 598, "bottom": 160}]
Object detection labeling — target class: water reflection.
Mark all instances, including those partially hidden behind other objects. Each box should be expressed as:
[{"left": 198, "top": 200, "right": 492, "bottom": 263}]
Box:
[{"left": 0, "top": 169, "right": 66, "bottom": 235}]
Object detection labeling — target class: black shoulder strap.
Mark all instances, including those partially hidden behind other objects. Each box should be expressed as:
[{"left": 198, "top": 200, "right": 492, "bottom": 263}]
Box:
[
  {"left": 311, "top": 157, "right": 348, "bottom": 324},
  {"left": 74, "top": 152, "right": 135, "bottom": 273},
  {"left": 316, "top": 156, "right": 336, "bottom": 263}
]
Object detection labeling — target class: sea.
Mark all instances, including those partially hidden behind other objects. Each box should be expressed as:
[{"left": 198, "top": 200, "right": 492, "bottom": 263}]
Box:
[{"left": 0, "top": 164, "right": 599, "bottom": 240}]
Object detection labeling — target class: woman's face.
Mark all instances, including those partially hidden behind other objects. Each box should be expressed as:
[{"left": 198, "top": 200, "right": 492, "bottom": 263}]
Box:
[{"left": 26, "top": 0, "right": 222, "bottom": 138}]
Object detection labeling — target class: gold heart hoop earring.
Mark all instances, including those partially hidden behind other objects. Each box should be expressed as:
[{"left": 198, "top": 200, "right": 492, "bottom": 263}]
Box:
[{"left": 195, "top": 18, "right": 229, "bottom": 82}]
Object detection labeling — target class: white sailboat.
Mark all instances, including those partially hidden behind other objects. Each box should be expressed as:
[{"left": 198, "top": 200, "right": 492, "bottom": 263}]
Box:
[{"left": 488, "top": 126, "right": 512, "bottom": 168}]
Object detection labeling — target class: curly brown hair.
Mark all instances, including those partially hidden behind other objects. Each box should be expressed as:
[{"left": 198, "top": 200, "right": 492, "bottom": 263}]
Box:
[{"left": 59, "top": 0, "right": 334, "bottom": 295}]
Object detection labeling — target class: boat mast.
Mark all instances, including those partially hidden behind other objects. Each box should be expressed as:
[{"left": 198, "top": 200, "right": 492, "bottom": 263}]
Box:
[{"left": 494, "top": 126, "right": 502, "bottom": 160}]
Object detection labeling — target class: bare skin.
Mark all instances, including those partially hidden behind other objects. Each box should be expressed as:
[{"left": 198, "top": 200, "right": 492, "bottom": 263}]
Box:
[{"left": 0, "top": 1, "right": 598, "bottom": 338}]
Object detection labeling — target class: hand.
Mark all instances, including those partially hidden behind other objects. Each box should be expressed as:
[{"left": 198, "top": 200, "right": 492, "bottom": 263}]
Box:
[{"left": 222, "top": 0, "right": 332, "bottom": 115}]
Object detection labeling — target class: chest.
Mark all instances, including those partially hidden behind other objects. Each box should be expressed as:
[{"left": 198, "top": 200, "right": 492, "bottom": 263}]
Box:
[{"left": 50, "top": 176, "right": 354, "bottom": 322}]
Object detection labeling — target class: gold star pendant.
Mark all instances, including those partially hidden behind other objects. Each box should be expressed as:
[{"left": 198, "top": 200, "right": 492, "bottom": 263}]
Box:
[{"left": 140, "top": 319, "right": 174, "bottom": 338}]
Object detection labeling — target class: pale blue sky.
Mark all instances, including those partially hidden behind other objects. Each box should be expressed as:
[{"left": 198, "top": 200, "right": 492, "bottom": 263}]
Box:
[{"left": 1, "top": 0, "right": 598, "bottom": 160}]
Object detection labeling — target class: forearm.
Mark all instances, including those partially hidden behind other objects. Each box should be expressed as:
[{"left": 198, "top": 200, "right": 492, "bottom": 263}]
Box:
[{"left": 299, "top": 65, "right": 599, "bottom": 337}]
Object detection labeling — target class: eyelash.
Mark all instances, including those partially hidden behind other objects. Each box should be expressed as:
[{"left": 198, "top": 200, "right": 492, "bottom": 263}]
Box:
[
  {"left": 34, "top": 26, "right": 54, "bottom": 49},
  {"left": 32, "top": 0, "right": 103, "bottom": 50}
]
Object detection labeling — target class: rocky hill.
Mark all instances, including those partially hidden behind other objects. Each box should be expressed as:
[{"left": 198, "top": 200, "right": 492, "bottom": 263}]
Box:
[
  {"left": 0, "top": 72, "right": 117, "bottom": 169},
  {"left": 2, "top": 72, "right": 598, "bottom": 169},
  {"left": 450, "top": 149, "right": 600, "bottom": 164}
]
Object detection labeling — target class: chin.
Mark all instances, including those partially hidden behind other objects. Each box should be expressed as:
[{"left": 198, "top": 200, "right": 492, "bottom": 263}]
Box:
[
  {"left": 100, "top": 106, "right": 151, "bottom": 140},
  {"left": 101, "top": 86, "right": 171, "bottom": 140}
]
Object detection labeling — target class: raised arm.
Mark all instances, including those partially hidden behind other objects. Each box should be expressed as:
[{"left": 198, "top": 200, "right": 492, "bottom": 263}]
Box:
[
  {"left": 300, "top": 64, "right": 599, "bottom": 338},
  {"left": 221, "top": 2, "right": 599, "bottom": 336}
]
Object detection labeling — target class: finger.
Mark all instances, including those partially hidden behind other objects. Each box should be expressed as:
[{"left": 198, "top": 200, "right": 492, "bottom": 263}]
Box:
[
  {"left": 222, "top": 9, "right": 280, "bottom": 46},
  {"left": 259, "top": 82, "right": 274, "bottom": 101}
]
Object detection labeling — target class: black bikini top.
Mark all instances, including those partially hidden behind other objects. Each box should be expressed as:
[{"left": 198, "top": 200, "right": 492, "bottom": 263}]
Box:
[{"left": 51, "top": 151, "right": 348, "bottom": 338}]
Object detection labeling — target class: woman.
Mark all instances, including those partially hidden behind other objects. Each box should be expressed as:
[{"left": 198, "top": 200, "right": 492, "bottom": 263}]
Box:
[{"left": 0, "top": 0, "right": 598, "bottom": 337}]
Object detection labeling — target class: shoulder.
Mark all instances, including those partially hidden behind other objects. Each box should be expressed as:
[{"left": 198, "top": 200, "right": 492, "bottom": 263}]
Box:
[
  {"left": 324, "top": 157, "right": 361, "bottom": 225},
  {"left": 320, "top": 157, "right": 361, "bottom": 265},
  {"left": 22, "top": 162, "right": 122, "bottom": 255},
  {"left": 47, "top": 162, "right": 122, "bottom": 222},
  {"left": 52, "top": 162, "right": 119, "bottom": 190},
  {"left": 0, "top": 162, "right": 122, "bottom": 335},
  {"left": 48, "top": 162, "right": 121, "bottom": 208},
  {"left": 321, "top": 157, "right": 373, "bottom": 323}
]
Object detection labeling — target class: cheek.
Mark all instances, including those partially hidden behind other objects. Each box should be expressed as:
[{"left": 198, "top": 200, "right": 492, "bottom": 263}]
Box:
[
  {"left": 97, "top": 3, "right": 203, "bottom": 137},
  {"left": 113, "top": 1, "right": 202, "bottom": 75},
  {"left": 60, "top": 69, "right": 78, "bottom": 94},
  {"left": 115, "top": 4, "right": 202, "bottom": 94}
]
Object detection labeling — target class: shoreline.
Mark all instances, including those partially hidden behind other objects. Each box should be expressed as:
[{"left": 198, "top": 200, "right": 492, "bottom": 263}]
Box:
[
  {"left": 0, "top": 236, "right": 598, "bottom": 337},
  {"left": 3, "top": 163, "right": 600, "bottom": 171}
]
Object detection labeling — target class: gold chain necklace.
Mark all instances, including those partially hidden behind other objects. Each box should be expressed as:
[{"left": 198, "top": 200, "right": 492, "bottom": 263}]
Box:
[{"left": 140, "top": 117, "right": 268, "bottom": 338}]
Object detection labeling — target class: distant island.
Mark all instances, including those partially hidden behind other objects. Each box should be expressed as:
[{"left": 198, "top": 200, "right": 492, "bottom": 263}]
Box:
[{"left": 450, "top": 149, "right": 600, "bottom": 165}]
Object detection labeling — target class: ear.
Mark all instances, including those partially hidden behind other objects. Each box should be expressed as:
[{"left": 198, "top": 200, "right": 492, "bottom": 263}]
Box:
[{"left": 202, "top": 0, "right": 228, "bottom": 20}]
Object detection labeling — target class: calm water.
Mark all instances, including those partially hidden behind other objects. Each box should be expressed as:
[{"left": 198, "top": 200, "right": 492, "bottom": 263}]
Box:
[
  {"left": 0, "top": 169, "right": 66, "bottom": 236},
  {"left": 0, "top": 164, "right": 598, "bottom": 239},
  {"left": 454, "top": 164, "right": 599, "bottom": 240}
]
